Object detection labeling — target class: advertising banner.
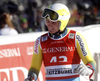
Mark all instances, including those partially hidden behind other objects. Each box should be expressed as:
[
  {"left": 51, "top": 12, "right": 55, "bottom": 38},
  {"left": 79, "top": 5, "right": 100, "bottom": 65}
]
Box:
[{"left": 0, "top": 41, "right": 45, "bottom": 81}]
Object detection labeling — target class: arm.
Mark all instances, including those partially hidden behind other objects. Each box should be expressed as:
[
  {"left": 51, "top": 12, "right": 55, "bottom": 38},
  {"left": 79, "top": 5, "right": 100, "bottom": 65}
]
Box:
[
  {"left": 4, "top": 13, "right": 15, "bottom": 28},
  {"left": 28, "top": 37, "right": 43, "bottom": 80},
  {"left": 75, "top": 32, "right": 96, "bottom": 78}
]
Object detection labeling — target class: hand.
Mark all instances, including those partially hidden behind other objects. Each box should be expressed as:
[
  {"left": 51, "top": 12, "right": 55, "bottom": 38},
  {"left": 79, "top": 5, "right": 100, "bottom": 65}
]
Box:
[
  {"left": 24, "top": 73, "right": 37, "bottom": 81},
  {"left": 74, "top": 64, "right": 92, "bottom": 76},
  {"left": 3, "top": 13, "right": 11, "bottom": 22},
  {"left": 3, "top": 13, "right": 15, "bottom": 28},
  {"left": 24, "top": 78, "right": 35, "bottom": 81}
]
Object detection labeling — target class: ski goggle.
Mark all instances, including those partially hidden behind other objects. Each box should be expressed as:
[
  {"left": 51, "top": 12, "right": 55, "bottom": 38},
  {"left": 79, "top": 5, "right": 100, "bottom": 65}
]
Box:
[{"left": 42, "top": 9, "right": 59, "bottom": 21}]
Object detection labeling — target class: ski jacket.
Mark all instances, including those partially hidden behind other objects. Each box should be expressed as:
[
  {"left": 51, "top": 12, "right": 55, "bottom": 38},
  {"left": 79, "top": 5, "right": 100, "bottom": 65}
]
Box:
[{"left": 29, "top": 28, "right": 96, "bottom": 81}]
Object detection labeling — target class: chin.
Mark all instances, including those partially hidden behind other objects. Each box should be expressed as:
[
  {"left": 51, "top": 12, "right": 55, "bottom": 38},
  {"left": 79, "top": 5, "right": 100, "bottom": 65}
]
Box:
[{"left": 49, "top": 31, "right": 53, "bottom": 34}]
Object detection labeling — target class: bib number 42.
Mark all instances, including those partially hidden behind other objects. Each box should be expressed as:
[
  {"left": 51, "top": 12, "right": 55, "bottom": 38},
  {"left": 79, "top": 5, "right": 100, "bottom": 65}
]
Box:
[{"left": 50, "top": 56, "right": 67, "bottom": 63}]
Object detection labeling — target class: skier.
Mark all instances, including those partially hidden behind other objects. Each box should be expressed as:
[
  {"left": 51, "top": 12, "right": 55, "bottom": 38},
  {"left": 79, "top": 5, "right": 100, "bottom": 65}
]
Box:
[{"left": 25, "top": 3, "right": 96, "bottom": 81}]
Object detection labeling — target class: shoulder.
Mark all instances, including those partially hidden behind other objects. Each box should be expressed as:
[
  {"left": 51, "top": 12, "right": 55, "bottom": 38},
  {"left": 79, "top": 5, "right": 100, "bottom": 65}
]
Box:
[
  {"left": 10, "top": 28, "right": 18, "bottom": 35},
  {"left": 66, "top": 29, "right": 77, "bottom": 38},
  {"left": 39, "top": 32, "right": 48, "bottom": 42},
  {"left": 0, "top": 25, "right": 18, "bottom": 35},
  {"left": 0, "top": 26, "right": 10, "bottom": 35},
  {"left": 76, "top": 31, "right": 85, "bottom": 40},
  {"left": 35, "top": 32, "right": 48, "bottom": 42},
  {"left": 67, "top": 28, "right": 84, "bottom": 38},
  {"left": 67, "top": 29, "right": 77, "bottom": 34},
  {"left": 67, "top": 29, "right": 86, "bottom": 41},
  {"left": 41, "top": 32, "right": 48, "bottom": 37}
]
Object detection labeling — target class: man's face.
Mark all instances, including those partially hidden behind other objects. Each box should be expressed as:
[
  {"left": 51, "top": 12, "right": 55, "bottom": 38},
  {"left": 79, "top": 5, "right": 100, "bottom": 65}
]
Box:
[{"left": 46, "top": 18, "right": 60, "bottom": 34}]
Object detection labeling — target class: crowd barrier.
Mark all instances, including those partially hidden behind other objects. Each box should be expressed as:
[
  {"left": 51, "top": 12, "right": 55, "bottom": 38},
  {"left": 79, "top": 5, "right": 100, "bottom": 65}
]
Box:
[{"left": 0, "top": 24, "right": 100, "bottom": 81}]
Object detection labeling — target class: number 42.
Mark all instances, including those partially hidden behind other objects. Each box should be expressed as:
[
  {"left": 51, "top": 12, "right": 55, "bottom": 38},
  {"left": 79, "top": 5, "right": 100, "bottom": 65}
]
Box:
[{"left": 50, "top": 56, "right": 67, "bottom": 63}]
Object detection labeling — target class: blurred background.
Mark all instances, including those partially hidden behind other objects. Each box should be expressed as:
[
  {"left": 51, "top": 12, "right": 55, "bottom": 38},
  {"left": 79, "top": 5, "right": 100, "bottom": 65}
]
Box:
[
  {"left": 0, "top": 0, "right": 100, "bottom": 34},
  {"left": 0, "top": 0, "right": 100, "bottom": 81}
]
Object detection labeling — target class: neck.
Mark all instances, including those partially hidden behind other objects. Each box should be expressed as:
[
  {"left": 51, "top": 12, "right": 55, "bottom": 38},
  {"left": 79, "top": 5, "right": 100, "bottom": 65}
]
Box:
[{"left": 49, "top": 28, "right": 67, "bottom": 39}]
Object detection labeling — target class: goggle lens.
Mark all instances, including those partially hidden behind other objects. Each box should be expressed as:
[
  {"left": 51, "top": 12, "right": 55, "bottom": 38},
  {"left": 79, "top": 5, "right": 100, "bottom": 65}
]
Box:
[{"left": 42, "top": 9, "right": 59, "bottom": 21}]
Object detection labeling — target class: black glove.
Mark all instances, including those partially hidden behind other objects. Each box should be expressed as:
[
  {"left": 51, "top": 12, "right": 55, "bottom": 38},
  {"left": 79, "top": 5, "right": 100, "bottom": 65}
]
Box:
[{"left": 24, "top": 73, "right": 37, "bottom": 81}]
